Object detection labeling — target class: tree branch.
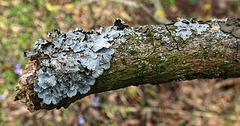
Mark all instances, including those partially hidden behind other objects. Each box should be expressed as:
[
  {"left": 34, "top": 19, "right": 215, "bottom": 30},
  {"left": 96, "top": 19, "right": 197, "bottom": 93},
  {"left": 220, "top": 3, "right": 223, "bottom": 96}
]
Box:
[{"left": 14, "top": 18, "right": 240, "bottom": 112}]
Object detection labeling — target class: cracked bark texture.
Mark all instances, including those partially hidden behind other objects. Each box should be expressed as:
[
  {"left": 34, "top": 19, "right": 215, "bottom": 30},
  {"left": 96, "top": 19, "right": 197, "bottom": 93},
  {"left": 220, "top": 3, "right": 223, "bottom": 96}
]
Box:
[{"left": 14, "top": 18, "right": 240, "bottom": 112}]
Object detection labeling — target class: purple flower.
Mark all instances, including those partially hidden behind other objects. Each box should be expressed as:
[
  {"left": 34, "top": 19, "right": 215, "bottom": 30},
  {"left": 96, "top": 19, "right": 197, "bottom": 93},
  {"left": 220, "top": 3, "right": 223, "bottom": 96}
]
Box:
[
  {"left": 14, "top": 61, "right": 22, "bottom": 75},
  {"left": 15, "top": 61, "right": 22, "bottom": 68},
  {"left": 14, "top": 68, "right": 22, "bottom": 75},
  {"left": 78, "top": 115, "right": 85, "bottom": 125},
  {"left": 0, "top": 94, "right": 5, "bottom": 100},
  {"left": 93, "top": 96, "right": 100, "bottom": 108}
]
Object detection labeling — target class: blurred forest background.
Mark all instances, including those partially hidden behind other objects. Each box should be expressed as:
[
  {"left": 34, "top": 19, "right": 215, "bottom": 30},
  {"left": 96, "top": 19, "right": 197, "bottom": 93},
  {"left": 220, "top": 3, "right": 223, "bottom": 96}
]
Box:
[{"left": 0, "top": 0, "right": 240, "bottom": 125}]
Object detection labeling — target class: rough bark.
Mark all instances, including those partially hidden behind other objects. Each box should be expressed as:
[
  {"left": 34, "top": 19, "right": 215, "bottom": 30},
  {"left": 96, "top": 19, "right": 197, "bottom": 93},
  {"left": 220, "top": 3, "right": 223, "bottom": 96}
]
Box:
[{"left": 14, "top": 18, "right": 240, "bottom": 112}]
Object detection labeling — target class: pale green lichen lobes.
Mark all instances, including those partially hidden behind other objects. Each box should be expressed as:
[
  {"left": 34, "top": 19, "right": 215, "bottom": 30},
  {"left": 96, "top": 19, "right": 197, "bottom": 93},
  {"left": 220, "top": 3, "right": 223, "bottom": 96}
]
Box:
[
  {"left": 173, "top": 18, "right": 210, "bottom": 40},
  {"left": 25, "top": 17, "right": 239, "bottom": 107},
  {"left": 29, "top": 19, "right": 128, "bottom": 105}
]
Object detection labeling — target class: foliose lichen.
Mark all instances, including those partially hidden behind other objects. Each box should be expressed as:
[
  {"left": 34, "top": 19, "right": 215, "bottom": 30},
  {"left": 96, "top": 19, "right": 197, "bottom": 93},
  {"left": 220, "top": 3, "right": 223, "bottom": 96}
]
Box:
[
  {"left": 173, "top": 18, "right": 209, "bottom": 40},
  {"left": 29, "top": 19, "right": 127, "bottom": 105},
  {"left": 218, "top": 18, "right": 240, "bottom": 38}
]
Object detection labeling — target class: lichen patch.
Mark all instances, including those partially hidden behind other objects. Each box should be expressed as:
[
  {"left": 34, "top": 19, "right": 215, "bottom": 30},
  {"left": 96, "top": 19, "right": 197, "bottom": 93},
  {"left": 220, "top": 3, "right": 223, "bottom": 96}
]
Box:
[
  {"left": 173, "top": 18, "right": 209, "bottom": 40},
  {"left": 31, "top": 22, "right": 126, "bottom": 105}
]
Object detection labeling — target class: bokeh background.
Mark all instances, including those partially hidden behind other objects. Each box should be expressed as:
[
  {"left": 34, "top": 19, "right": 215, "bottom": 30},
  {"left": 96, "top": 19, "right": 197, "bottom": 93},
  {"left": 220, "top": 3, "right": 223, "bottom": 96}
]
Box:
[{"left": 0, "top": 0, "right": 240, "bottom": 125}]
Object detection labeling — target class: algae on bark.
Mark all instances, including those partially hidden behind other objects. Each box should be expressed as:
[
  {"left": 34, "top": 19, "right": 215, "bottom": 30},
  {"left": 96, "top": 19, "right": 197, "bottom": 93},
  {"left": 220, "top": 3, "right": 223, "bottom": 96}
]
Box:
[{"left": 14, "top": 18, "right": 240, "bottom": 112}]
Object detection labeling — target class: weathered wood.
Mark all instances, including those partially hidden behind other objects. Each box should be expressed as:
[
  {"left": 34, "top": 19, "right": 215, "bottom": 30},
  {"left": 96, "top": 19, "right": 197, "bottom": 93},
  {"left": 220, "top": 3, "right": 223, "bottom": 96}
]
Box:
[{"left": 14, "top": 18, "right": 240, "bottom": 112}]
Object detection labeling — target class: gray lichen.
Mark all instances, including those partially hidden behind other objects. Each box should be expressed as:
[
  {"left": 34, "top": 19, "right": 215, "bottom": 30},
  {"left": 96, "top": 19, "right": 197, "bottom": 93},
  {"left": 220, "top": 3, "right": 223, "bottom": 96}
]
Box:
[
  {"left": 31, "top": 20, "right": 128, "bottom": 104},
  {"left": 218, "top": 18, "right": 240, "bottom": 38},
  {"left": 31, "top": 17, "right": 237, "bottom": 105},
  {"left": 173, "top": 18, "right": 209, "bottom": 40},
  {"left": 15, "top": 17, "right": 240, "bottom": 111}
]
